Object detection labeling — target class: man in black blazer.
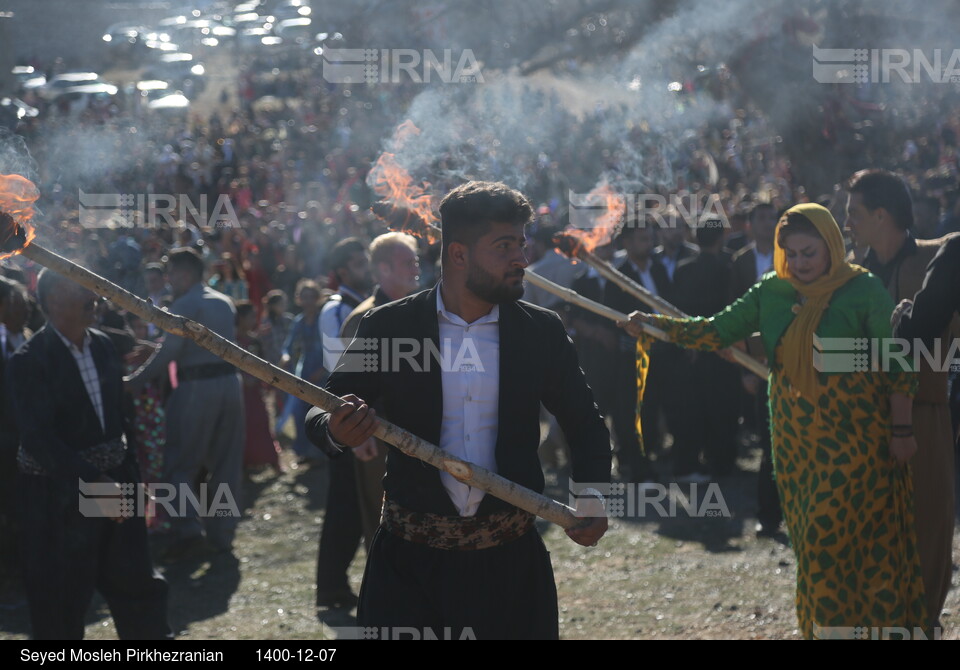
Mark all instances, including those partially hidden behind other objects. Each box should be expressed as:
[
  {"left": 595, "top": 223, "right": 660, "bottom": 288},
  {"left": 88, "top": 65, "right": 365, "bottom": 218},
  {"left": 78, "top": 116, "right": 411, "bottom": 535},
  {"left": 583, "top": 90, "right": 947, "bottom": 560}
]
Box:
[
  {"left": 567, "top": 242, "right": 618, "bottom": 422},
  {"left": 729, "top": 203, "right": 782, "bottom": 536},
  {"left": 672, "top": 222, "right": 739, "bottom": 478},
  {"left": 652, "top": 225, "right": 699, "bottom": 283},
  {"left": 306, "top": 181, "right": 610, "bottom": 639},
  {"left": 7, "top": 270, "right": 171, "bottom": 640},
  {"left": 729, "top": 203, "right": 777, "bottom": 301},
  {"left": 603, "top": 224, "right": 677, "bottom": 482}
]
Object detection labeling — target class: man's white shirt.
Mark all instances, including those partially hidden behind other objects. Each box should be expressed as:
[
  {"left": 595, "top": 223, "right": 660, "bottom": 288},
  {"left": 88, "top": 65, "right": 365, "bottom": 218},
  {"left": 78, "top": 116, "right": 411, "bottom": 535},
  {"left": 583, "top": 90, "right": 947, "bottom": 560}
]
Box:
[{"left": 436, "top": 289, "right": 500, "bottom": 517}]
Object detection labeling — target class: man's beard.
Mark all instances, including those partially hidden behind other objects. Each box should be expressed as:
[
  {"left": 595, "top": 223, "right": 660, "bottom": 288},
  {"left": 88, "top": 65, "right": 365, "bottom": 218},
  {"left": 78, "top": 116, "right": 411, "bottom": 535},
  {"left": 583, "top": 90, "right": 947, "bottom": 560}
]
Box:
[{"left": 465, "top": 263, "right": 524, "bottom": 304}]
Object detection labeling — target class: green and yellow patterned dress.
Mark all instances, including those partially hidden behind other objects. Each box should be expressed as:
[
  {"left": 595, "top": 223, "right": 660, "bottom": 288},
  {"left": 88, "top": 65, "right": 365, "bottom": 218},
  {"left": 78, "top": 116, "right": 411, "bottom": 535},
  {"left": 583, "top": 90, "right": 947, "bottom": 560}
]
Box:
[{"left": 645, "top": 271, "right": 928, "bottom": 638}]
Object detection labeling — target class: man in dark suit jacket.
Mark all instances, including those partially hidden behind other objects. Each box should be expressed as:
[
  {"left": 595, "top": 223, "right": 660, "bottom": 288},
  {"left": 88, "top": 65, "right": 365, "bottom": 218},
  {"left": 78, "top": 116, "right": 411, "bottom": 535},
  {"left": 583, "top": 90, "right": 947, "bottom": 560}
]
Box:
[
  {"left": 603, "top": 225, "right": 675, "bottom": 482},
  {"left": 672, "top": 222, "right": 740, "bottom": 478},
  {"left": 729, "top": 203, "right": 777, "bottom": 302},
  {"left": 567, "top": 242, "right": 618, "bottom": 420},
  {"left": 729, "top": 203, "right": 781, "bottom": 536},
  {"left": 306, "top": 182, "right": 610, "bottom": 639},
  {"left": 652, "top": 225, "right": 699, "bottom": 284},
  {"left": 7, "top": 270, "right": 171, "bottom": 640}
]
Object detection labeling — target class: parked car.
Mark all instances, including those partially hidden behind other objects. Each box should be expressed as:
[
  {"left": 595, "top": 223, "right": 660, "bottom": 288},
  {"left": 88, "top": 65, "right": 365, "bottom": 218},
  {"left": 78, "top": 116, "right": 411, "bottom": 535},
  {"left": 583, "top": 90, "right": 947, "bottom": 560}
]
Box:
[
  {"left": 142, "top": 54, "right": 206, "bottom": 97},
  {"left": 11, "top": 66, "right": 45, "bottom": 91},
  {"left": 49, "top": 83, "right": 118, "bottom": 116},
  {"left": 38, "top": 72, "right": 104, "bottom": 101}
]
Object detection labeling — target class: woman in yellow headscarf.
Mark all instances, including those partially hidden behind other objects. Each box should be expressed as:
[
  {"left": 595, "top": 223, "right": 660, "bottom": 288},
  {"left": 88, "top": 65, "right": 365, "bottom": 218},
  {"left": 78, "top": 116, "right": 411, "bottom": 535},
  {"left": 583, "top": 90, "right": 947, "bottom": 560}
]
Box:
[{"left": 623, "top": 204, "right": 929, "bottom": 639}]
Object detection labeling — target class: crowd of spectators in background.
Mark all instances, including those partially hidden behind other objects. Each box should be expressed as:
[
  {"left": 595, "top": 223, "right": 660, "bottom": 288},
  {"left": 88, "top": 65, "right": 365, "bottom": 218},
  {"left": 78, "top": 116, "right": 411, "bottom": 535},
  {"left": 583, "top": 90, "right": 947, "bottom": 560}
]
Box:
[{"left": 3, "top": 24, "right": 960, "bottom": 609}]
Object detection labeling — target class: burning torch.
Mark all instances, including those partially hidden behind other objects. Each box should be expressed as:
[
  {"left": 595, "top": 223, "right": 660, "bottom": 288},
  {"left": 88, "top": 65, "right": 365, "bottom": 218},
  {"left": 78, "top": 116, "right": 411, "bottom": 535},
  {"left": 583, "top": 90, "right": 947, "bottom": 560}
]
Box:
[{"left": 0, "top": 173, "right": 585, "bottom": 531}]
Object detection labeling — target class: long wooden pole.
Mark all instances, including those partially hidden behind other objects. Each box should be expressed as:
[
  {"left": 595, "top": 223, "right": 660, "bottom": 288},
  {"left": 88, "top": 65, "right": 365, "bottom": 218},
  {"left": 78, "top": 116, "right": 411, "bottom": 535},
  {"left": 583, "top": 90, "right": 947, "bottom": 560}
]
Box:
[
  {"left": 558, "top": 244, "right": 770, "bottom": 379},
  {"left": 523, "top": 271, "right": 672, "bottom": 343},
  {"left": 15, "top": 240, "right": 586, "bottom": 530},
  {"left": 574, "top": 246, "right": 685, "bottom": 318}
]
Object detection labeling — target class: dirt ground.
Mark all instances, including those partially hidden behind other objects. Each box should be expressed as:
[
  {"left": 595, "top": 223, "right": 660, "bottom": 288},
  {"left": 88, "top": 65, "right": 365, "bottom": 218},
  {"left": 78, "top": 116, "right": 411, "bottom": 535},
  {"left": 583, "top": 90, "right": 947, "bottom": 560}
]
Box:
[{"left": 1, "top": 429, "right": 957, "bottom": 641}]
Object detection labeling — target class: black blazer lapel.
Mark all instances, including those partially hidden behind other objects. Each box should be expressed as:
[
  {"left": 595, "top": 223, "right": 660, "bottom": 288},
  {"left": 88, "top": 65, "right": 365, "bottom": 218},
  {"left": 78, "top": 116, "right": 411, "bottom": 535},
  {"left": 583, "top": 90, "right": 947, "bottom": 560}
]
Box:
[
  {"left": 493, "top": 301, "right": 524, "bottom": 476},
  {"left": 618, "top": 259, "right": 640, "bottom": 284},
  {"left": 652, "top": 261, "right": 672, "bottom": 298},
  {"left": 90, "top": 332, "right": 118, "bottom": 439},
  {"left": 415, "top": 285, "right": 444, "bottom": 447},
  {"left": 480, "top": 300, "right": 553, "bottom": 515}
]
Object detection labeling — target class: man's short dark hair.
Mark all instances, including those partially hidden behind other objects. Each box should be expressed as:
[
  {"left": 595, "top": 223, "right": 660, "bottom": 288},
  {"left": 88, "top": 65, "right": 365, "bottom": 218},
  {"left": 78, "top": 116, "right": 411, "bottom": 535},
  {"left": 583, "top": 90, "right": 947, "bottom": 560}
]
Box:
[
  {"left": 36, "top": 268, "right": 69, "bottom": 314},
  {"left": 696, "top": 218, "right": 725, "bottom": 248},
  {"left": 748, "top": 202, "right": 776, "bottom": 224},
  {"left": 295, "top": 278, "right": 321, "bottom": 302},
  {"left": 847, "top": 169, "right": 914, "bottom": 231},
  {"left": 234, "top": 299, "right": 255, "bottom": 323},
  {"left": 327, "top": 237, "right": 366, "bottom": 273},
  {"left": 167, "top": 247, "right": 205, "bottom": 281},
  {"left": 439, "top": 181, "right": 532, "bottom": 261}
]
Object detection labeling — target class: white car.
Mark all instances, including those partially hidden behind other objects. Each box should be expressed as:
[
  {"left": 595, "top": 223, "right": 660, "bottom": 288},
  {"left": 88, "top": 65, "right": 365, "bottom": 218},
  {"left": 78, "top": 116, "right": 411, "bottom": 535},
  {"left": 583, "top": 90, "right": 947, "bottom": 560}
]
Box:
[
  {"left": 49, "top": 84, "right": 118, "bottom": 115},
  {"left": 102, "top": 24, "right": 146, "bottom": 45},
  {"left": 11, "top": 66, "right": 46, "bottom": 91},
  {"left": 38, "top": 73, "right": 104, "bottom": 101},
  {"left": 275, "top": 17, "right": 313, "bottom": 46}
]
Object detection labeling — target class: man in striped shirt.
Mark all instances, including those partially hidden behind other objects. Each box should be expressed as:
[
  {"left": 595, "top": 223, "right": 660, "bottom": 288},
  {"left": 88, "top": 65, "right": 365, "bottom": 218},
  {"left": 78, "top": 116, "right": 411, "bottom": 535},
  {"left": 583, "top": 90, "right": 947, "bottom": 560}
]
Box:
[{"left": 7, "top": 269, "right": 170, "bottom": 639}]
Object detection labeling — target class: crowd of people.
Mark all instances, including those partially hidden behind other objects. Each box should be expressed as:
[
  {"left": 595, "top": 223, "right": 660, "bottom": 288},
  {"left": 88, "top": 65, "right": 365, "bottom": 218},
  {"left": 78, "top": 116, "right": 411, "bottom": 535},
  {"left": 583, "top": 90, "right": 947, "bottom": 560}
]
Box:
[{"left": 2, "top": 20, "right": 960, "bottom": 640}]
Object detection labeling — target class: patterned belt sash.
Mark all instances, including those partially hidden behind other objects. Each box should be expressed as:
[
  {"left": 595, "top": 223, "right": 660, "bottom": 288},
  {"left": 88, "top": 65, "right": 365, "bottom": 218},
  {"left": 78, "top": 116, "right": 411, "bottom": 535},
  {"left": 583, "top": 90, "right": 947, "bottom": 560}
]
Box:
[
  {"left": 381, "top": 499, "right": 535, "bottom": 551},
  {"left": 18, "top": 437, "right": 127, "bottom": 476}
]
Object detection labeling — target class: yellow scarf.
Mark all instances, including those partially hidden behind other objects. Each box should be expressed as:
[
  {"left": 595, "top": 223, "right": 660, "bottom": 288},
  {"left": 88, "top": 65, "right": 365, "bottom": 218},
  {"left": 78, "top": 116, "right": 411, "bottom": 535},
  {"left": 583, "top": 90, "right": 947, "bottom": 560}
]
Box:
[{"left": 774, "top": 203, "right": 867, "bottom": 402}]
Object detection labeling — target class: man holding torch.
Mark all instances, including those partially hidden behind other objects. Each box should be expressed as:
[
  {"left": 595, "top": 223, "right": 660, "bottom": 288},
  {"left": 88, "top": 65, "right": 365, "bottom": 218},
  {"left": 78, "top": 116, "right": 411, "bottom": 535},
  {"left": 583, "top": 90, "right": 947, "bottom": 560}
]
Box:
[{"left": 306, "top": 181, "right": 611, "bottom": 639}]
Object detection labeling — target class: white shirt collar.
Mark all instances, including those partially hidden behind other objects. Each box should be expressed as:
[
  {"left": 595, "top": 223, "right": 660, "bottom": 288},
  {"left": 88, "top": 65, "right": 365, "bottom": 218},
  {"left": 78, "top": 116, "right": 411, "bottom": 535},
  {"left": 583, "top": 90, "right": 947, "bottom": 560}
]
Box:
[
  {"left": 436, "top": 285, "right": 500, "bottom": 327},
  {"left": 628, "top": 258, "right": 655, "bottom": 279},
  {"left": 51, "top": 325, "right": 92, "bottom": 354}
]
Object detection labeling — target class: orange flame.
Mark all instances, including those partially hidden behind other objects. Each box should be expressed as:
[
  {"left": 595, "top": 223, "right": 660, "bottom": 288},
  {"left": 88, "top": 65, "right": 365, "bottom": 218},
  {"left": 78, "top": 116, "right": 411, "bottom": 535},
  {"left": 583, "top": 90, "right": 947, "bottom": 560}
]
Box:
[
  {"left": 392, "top": 119, "right": 421, "bottom": 146},
  {"left": 562, "top": 182, "right": 624, "bottom": 256},
  {"left": 0, "top": 173, "right": 39, "bottom": 261},
  {"left": 368, "top": 123, "right": 440, "bottom": 243}
]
